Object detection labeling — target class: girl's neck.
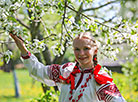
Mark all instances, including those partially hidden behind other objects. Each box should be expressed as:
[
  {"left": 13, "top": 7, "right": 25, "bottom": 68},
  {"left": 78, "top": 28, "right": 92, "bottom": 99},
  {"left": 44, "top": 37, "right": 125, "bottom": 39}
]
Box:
[{"left": 78, "top": 63, "right": 94, "bottom": 69}]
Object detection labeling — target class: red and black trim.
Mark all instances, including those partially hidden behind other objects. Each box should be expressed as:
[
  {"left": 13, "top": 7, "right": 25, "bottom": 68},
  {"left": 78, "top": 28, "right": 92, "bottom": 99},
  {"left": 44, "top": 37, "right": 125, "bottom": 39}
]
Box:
[
  {"left": 96, "top": 83, "right": 121, "bottom": 102},
  {"left": 21, "top": 51, "right": 31, "bottom": 59}
]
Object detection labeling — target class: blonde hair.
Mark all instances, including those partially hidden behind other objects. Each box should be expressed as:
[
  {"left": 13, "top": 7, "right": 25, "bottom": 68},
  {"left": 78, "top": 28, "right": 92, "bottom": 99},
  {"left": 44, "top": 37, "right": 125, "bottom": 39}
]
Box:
[{"left": 73, "top": 32, "right": 97, "bottom": 47}]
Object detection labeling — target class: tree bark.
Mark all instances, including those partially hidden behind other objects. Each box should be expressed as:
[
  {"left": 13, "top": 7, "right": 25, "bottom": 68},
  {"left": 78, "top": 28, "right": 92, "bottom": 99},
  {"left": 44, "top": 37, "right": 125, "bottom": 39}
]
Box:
[
  {"left": 12, "top": 69, "right": 20, "bottom": 98},
  {"left": 75, "top": 2, "right": 83, "bottom": 24}
]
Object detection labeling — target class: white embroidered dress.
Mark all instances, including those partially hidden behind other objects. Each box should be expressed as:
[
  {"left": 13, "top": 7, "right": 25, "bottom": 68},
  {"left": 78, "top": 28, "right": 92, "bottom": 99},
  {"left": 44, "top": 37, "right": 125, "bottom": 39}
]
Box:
[{"left": 22, "top": 54, "right": 126, "bottom": 102}]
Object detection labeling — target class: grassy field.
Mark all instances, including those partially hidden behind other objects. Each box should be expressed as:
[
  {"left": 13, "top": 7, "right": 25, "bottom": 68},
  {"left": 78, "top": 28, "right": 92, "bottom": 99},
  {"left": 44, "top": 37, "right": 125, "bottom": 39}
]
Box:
[
  {"left": 112, "top": 72, "right": 138, "bottom": 102},
  {"left": 0, "top": 69, "right": 138, "bottom": 102},
  {"left": 0, "top": 69, "right": 43, "bottom": 102}
]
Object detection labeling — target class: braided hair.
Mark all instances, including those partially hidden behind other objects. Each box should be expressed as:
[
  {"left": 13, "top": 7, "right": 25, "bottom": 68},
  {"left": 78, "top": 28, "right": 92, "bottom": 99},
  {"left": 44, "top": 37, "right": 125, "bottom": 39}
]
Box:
[{"left": 93, "top": 54, "right": 98, "bottom": 67}]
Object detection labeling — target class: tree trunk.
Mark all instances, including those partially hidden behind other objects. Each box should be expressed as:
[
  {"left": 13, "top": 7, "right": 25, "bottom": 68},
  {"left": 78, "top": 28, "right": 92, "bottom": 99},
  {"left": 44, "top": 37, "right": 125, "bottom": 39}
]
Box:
[
  {"left": 27, "top": 1, "right": 67, "bottom": 92},
  {"left": 12, "top": 69, "right": 20, "bottom": 98}
]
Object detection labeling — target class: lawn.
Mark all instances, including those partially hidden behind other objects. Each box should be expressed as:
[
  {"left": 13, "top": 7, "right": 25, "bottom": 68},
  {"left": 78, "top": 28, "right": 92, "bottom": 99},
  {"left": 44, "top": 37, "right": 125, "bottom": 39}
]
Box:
[
  {"left": 113, "top": 72, "right": 138, "bottom": 102},
  {"left": 0, "top": 69, "right": 43, "bottom": 102}
]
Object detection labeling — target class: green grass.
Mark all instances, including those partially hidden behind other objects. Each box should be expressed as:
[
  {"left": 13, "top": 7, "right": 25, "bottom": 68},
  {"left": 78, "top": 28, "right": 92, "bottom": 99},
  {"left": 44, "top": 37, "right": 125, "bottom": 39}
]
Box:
[
  {"left": 0, "top": 69, "right": 43, "bottom": 102},
  {"left": 112, "top": 72, "right": 138, "bottom": 102}
]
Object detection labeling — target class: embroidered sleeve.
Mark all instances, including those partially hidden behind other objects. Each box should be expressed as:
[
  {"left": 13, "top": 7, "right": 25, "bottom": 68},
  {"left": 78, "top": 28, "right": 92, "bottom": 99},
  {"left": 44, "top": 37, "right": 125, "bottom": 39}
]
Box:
[
  {"left": 49, "top": 64, "right": 61, "bottom": 83},
  {"left": 95, "top": 71, "right": 126, "bottom": 102},
  {"left": 96, "top": 82, "right": 126, "bottom": 102},
  {"left": 22, "top": 54, "right": 61, "bottom": 86},
  {"left": 49, "top": 62, "right": 75, "bottom": 83}
]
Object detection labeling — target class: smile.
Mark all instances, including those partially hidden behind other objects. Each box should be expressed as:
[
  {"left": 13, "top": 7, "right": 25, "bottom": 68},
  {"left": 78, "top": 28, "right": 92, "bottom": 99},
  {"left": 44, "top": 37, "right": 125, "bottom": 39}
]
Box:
[{"left": 78, "top": 57, "right": 88, "bottom": 60}]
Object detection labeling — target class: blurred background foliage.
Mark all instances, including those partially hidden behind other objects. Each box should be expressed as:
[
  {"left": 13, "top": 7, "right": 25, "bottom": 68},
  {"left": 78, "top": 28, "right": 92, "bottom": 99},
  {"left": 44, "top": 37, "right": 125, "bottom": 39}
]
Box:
[{"left": 0, "top": 0, "right": 138, "bottom": 102}]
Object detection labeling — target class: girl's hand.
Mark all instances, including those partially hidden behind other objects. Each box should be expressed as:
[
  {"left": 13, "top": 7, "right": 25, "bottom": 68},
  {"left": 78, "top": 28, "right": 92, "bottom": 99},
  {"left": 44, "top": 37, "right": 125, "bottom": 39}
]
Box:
[{"left": 9, "top": 33, "right": 28, "bottom": 55}]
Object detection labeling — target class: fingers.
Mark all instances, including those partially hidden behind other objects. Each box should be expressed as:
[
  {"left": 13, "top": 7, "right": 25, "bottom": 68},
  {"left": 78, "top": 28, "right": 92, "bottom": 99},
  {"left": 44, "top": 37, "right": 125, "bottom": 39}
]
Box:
[
  {"left": 9, "top": 33, "right": 18, "bottom": 40},
  {"left": 18, "top": 35, "right": 25, "bottom": 42},
  {"left": 9, "top": 33, "right": 23, "bottom": 43}
]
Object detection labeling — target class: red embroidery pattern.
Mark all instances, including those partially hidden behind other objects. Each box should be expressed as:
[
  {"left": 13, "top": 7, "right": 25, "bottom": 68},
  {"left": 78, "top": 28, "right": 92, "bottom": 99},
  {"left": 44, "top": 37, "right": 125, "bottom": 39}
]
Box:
[
  {"left": 49, "top": 64, "right": 61, "bottom": 82},
  {"left": 68, "top": 74, "right": 92, "bottom": 102},
  {"left": 96, "top": 83, "right": 121, "bottom": 102},
  {"left": 62, "top": 62, "right": 73, "bottom": 69}
]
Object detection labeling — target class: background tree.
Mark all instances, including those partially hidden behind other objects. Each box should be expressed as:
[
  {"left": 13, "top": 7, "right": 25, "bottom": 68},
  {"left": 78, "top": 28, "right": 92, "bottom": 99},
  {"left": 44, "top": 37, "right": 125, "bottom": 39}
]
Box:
[{"left": 120, "top": 0, "right": 138, "bottom": 21}]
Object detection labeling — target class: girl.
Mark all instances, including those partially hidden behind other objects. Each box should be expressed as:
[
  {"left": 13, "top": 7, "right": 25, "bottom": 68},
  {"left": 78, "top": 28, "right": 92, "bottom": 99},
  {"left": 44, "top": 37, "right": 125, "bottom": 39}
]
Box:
[{"left": 10, "top": 32, "right": 126, "bottom": 102}]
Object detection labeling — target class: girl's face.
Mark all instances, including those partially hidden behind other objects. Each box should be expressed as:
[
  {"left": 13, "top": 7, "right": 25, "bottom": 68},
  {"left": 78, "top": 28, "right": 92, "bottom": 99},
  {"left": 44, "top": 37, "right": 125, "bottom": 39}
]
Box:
[{"left": 73, "top": 38, "right": 97, "bottom": 68}]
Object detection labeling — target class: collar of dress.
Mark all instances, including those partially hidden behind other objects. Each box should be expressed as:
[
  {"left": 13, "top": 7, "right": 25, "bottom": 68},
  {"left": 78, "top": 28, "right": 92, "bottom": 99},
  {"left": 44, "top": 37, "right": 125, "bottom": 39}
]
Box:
[{"left": 59, "top": 64, "right": 113, "bottom": 90}]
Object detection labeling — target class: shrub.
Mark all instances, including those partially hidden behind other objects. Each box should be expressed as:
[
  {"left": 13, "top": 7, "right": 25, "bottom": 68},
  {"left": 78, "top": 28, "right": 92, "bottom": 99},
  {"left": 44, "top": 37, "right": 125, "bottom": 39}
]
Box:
[{"left": 31, "top": 87, "right": 59, "bottom": 102}]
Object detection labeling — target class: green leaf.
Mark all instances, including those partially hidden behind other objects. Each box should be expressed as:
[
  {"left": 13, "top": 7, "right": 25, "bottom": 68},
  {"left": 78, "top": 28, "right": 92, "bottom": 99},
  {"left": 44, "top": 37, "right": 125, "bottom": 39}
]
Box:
[
  {"left": 31, "top": 16, "right": 35, "bottom": 20},
  {"left": 101, "top": 32, "right": 105, "bottom": 37},
  {"left": 106, "top": 33, "right": 109, "bottom": 37},
  {"left": 26, "top": 4, "right": 30, "bottom": 8},
  {"left": 113, "top": 31, "right": 118, "bottom": 35},
  {"left": 7, "top": 16, "right": 17, "bottom": 22},
  {"left": 46, "top": 27, "right": 51, "bottom": 34},
  {"left": 131, "top": 29, "right": 136, "bottom": 35},
  {"left": 107, "top": 39, "right": 110, "bottom": 44},
  {"left": 35, "top": 5, "right": 40, "bottom": 10},
  {"left": 135, "top": 25, "right": 138, "bottom": 28}
]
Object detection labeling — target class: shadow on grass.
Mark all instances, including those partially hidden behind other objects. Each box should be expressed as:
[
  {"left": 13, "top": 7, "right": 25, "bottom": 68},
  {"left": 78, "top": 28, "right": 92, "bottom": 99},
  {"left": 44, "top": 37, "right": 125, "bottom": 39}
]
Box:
[
  {"left": 0, "top": 95, "right": 17, "bottom": 98},
  {"left": 0, "top": 95, "right": 21, "bottom": 100},
  {"left": 0, "top": 95, "right": 32, "bottom": 102},
  {"left": 0, "top": 95, "right": 25, "bottom": 102}
]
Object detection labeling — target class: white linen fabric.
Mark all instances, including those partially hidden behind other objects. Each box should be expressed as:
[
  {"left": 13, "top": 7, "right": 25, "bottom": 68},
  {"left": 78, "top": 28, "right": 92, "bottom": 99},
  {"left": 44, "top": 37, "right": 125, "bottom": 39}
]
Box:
[{"left": 22, "top": 54, "right": 126, "bottom": 102}]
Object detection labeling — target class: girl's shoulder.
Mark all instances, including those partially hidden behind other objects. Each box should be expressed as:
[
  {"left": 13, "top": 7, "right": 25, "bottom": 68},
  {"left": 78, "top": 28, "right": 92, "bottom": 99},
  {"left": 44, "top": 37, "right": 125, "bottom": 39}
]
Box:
[
  {"left": 60, "top": 62, "right": 76, "bottom": 78},
  {"left": 61, "top": 62, "right": 75, "bottom": 69},
  {"left": 98, "top": 66, "right": 112, "bottom": 78}
]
